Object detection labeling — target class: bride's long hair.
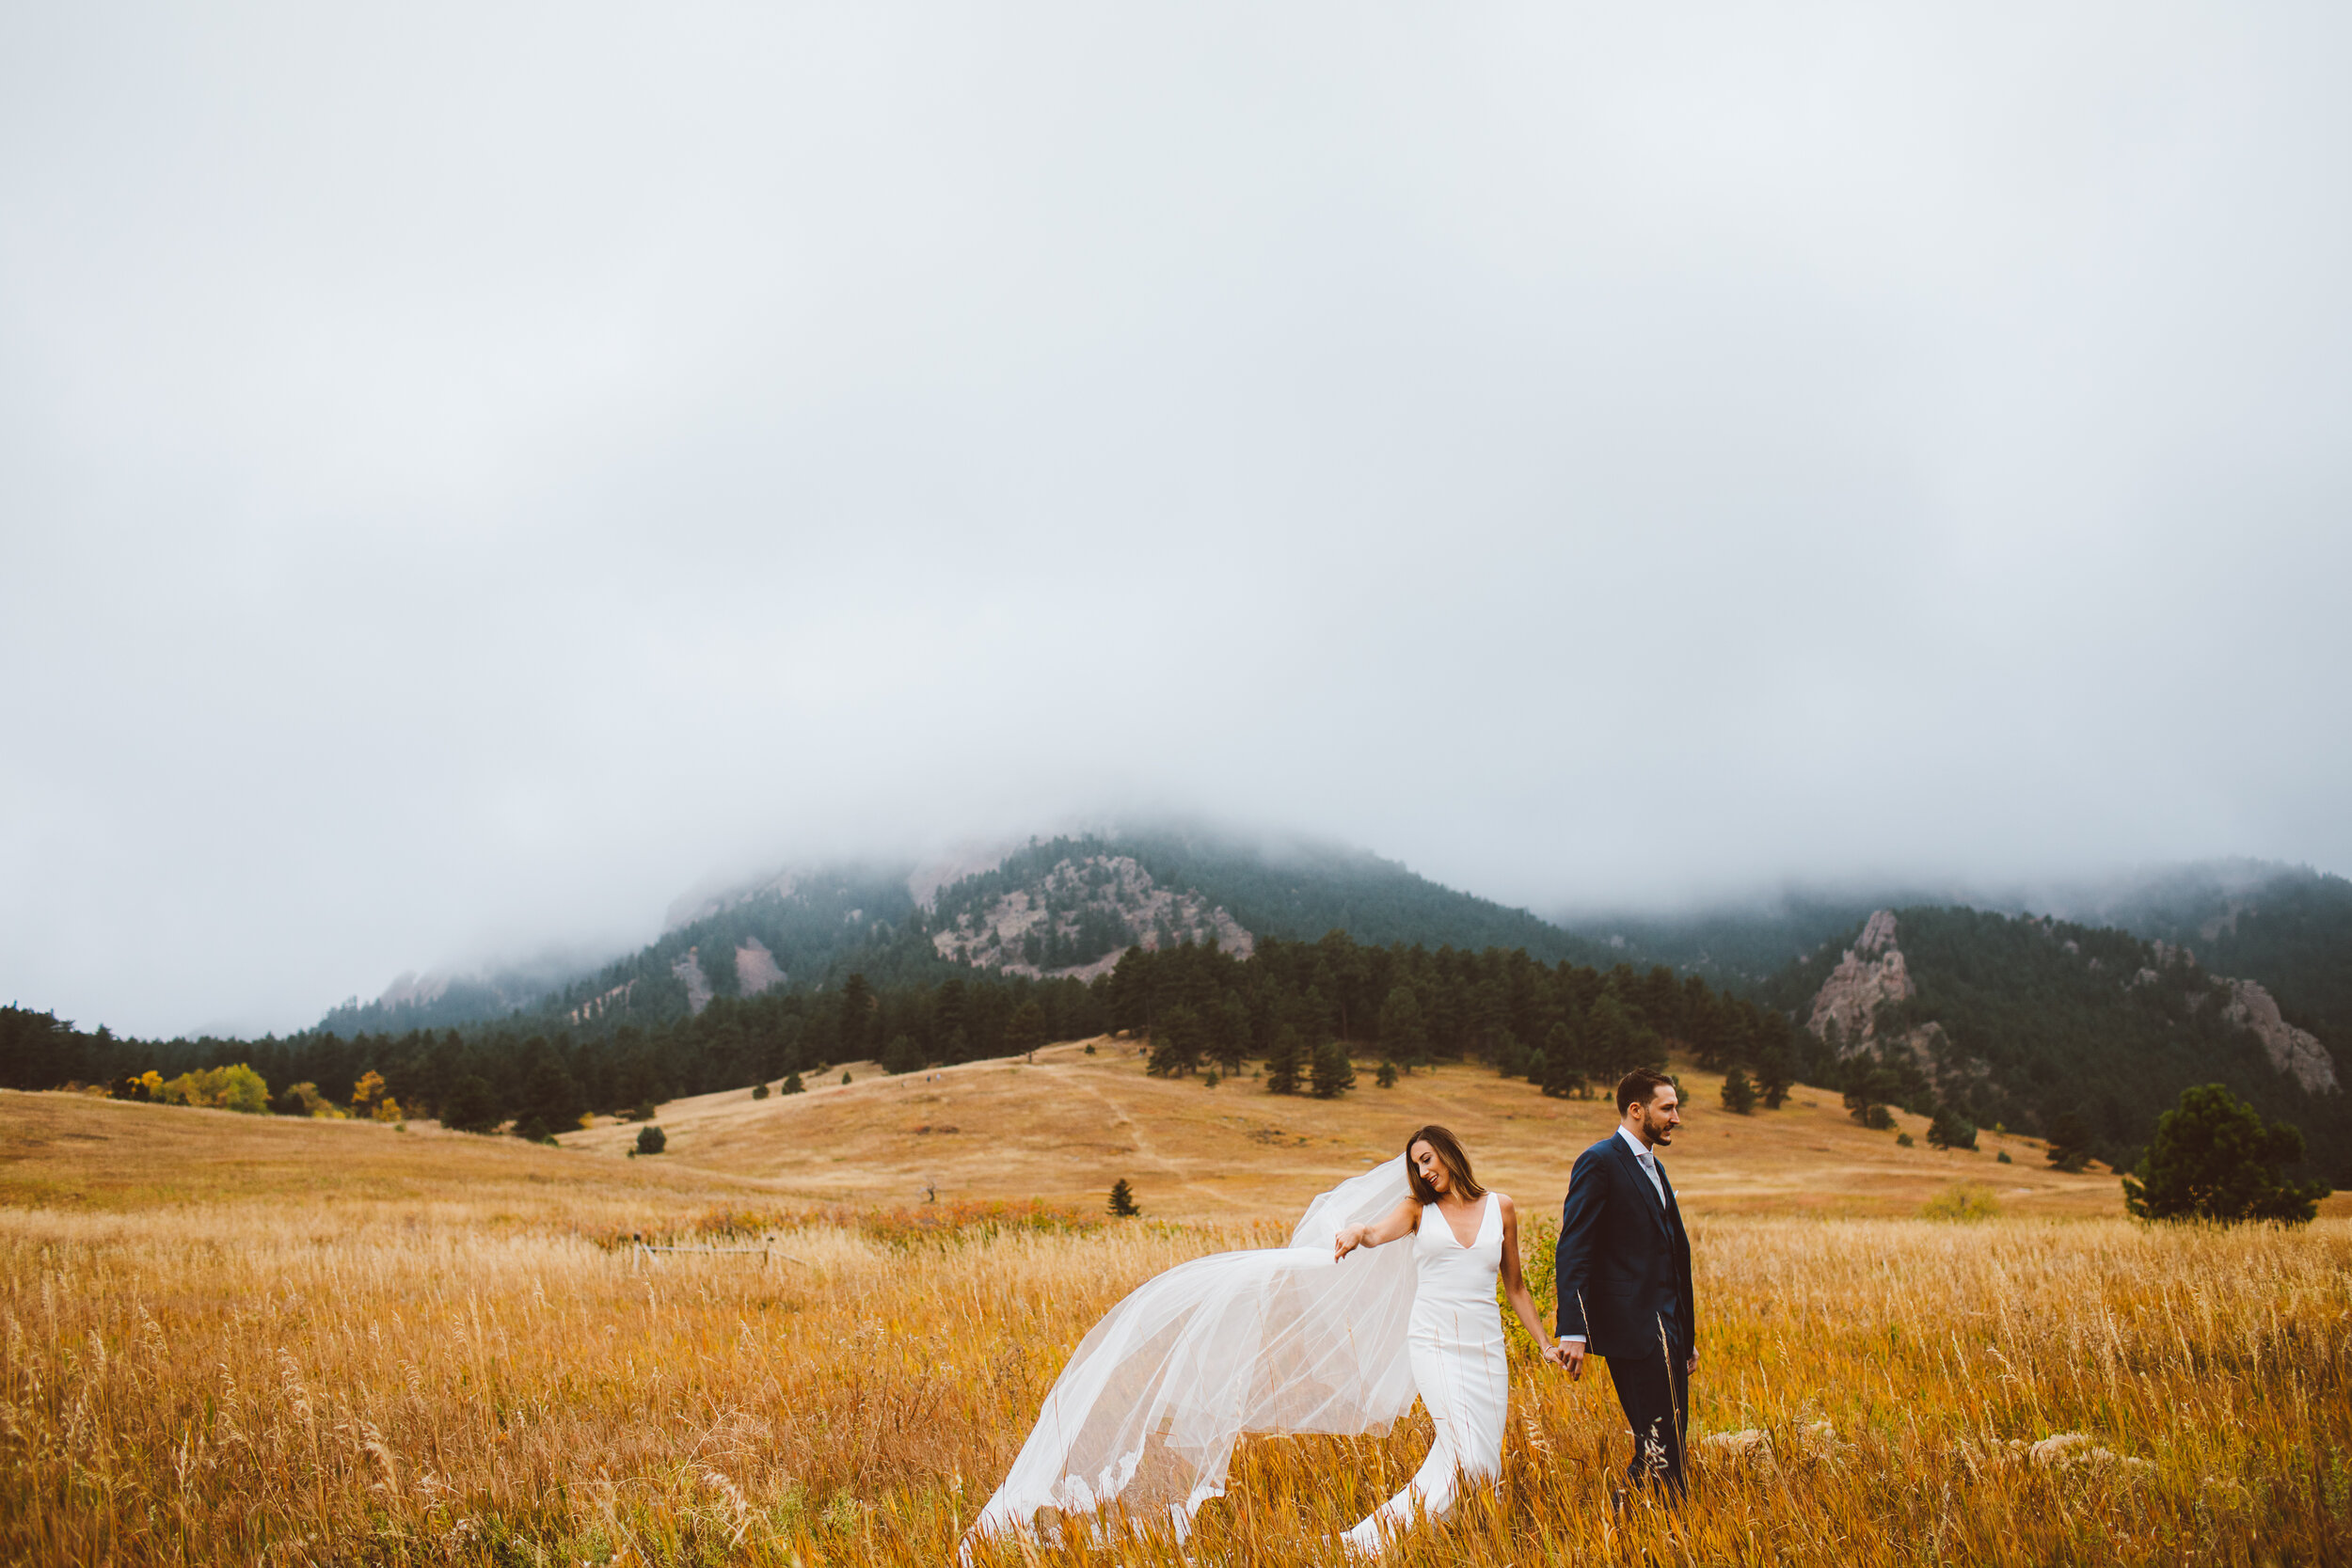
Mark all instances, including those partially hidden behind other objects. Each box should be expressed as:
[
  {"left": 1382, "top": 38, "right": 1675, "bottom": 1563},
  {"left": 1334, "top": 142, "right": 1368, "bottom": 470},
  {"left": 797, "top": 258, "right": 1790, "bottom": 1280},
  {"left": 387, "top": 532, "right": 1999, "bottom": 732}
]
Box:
[{"left": 1403, "top": 1124, "right": 1486, "bottom": 1205}]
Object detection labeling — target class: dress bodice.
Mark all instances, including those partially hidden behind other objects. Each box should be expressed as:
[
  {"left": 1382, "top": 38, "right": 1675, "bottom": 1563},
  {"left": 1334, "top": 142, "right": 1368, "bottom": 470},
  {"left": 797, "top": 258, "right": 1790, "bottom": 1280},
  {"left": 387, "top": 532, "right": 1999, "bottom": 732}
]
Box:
[{"left": 1410, "top": 1192, "right": 1503, "bottom": 1320}]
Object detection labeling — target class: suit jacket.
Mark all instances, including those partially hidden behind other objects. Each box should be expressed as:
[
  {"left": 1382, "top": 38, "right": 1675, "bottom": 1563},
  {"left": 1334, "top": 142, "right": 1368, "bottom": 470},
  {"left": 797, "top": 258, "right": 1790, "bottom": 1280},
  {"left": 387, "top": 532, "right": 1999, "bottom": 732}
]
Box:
[{"left": 1553, "top": 1132, "right": 1695, "bottom": 1360}]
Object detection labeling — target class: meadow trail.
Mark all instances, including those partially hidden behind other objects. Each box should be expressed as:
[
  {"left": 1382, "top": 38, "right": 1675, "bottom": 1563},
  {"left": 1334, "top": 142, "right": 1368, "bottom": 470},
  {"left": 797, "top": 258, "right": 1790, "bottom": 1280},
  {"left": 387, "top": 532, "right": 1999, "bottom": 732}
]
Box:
[{"left": 4, "top": 1061, "right": 2348, "bottom": 1566}]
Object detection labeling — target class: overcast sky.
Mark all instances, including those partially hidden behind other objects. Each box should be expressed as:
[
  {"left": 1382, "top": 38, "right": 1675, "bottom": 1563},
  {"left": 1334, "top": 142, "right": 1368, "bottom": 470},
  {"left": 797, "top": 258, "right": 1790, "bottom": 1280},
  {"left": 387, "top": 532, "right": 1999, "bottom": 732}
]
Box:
[{"left": 5, "top": 3, "right": 2349, "bottom": 1037}]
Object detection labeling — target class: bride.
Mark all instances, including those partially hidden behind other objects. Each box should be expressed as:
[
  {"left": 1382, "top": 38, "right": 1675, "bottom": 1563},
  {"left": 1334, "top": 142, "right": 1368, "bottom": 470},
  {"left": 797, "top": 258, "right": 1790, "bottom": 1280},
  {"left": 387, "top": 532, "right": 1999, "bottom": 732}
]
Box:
[{"left": 964, "top": 1125, "right": 1556, "bottom": 1556}]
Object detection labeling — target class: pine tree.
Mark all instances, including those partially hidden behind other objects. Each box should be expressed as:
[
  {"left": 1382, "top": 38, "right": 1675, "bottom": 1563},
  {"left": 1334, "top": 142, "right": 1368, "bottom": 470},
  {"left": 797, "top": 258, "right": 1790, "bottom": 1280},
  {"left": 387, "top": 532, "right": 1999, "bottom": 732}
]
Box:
[
  {"left": 1311, "top": 1038, "right": 1357, "bottom": 1099},
  {"left": 1721, "top": 1068, "right": 1757, "bottom": 1116},
  {"left": 1540, "top": 1020, "right": 1584, "bottom": 1099},
  {"left": 1376, "top": 1059, "right": 1398, "bottom": 1088},
  {"left": 1264, "top": 1025, "right": 1305, "bottom": 1095},
  {"left": 1215, "top": 992, "right": 1252, "bottom": 1075},
  {"left": 838, "top": 973, "right": 877, "bottom": 1060},
  {"left": 2122, "top": 1084, "right": 2326, "bottom": 1224},
  {"left": 1927, "top": 1106, "right": 1977, "bottom": 1149},
  {"left": 1585, "top": 995, "right": 1637, "bottom": 1083},
  {"left": 1108, "top": 1178, "right": 1141, "bottom": 1217},
  {"left": 2044, "top": 1110, "right": 2093, "bottom": 1172},
  {"left": 441, "top": 1074, "right": 502, "bottom": 1133},
  {"left": 1005, "top": 1000, "right": 1048, "bottom": 1062},
  {"left": 1378, "top": 986, "right": 1428, "bottom": 1067},
  {"left": 780, "top": 1070, "right": 804, "bottom": 1095},
  {"left": 1148, "top": 1005, "right": 1203, "bottom": 1077}
]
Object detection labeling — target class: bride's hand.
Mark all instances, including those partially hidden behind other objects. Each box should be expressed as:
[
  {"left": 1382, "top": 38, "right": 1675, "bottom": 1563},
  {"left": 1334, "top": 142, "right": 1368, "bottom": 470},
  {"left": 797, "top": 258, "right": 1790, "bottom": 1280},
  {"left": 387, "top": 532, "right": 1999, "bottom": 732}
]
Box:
[{"left": 1333, "top": 1225, "right": 1363, "bottom": 1261}]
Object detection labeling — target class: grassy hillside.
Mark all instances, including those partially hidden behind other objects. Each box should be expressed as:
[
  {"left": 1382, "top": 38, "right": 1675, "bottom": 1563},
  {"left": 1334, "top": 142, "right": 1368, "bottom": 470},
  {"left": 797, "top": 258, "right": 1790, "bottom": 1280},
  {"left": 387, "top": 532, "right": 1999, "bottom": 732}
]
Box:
[{"left": 559, "top": 1037, "right": 2135, "bottom": 1220}]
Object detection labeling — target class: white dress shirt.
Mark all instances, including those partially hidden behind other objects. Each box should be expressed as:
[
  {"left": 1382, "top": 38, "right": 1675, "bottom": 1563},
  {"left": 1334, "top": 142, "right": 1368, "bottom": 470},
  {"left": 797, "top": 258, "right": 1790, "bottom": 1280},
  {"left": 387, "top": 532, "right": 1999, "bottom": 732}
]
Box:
[
  {"left": 1619, "top": 1124, "right": 1668, "bottom": 1207},
  {"left": 1560, "top": 1126, "right": 1667, "bottom": 1347}
]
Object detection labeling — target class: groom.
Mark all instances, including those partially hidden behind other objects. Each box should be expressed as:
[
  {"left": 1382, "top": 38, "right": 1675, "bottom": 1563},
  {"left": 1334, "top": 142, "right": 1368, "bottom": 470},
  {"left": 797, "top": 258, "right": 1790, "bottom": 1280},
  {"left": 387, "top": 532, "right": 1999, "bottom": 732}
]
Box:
[{"left": 1551, "top": 1067, "right": 1697, "bottom": 1501}]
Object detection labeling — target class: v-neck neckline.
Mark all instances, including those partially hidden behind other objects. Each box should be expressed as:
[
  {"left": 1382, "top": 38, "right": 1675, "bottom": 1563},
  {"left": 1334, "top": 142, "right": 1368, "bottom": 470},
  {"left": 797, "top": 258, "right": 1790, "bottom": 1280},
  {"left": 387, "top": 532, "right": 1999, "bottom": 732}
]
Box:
[{"left": 1431, "top": 1193, "right": 1489, "bottom": 1250}]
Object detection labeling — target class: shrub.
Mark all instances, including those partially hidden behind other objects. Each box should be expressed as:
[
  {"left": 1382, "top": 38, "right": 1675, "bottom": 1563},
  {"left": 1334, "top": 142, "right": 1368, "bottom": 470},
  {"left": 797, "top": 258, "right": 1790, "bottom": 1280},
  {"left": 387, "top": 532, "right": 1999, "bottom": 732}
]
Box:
[
  {"left": 781, "top": 1072, "right": 804, "bottom": 1095},
  {"left": 157, "top": 1064, "right": 269, "bottom": 1116},
  {"left": 1996, "top": 1149, "right": 2012, "bottom": 1164},
  {"left": 2045, "top": 1109, "right": 2094, "bottom": 1173},
  {"left": 1845, "top": 1085, "right": 1894, "bottom": 1130},
  {"left": 627, "top": 1099, "right": 659, "bottom": 1122},
  {"left": 635, "top": 1125, "right": 666, "bottom": 1156},
  {"left": 1928, "top": 1107, "right": 1978, "bottom": 1150},
  {"left": 753, "top": 1082, "right": 770, "bottom": 1100},
  {"left": 1376, "top": 1060, "right": 1397, "bottom": 1088},
  {"left": 2122, "top": 1084, "right": 2327, "bottom": 1224},
  {"left": 1922, "top": 1183, "right": 2000, "bottom": 1222},
  {"left": 274, "top": 1082, "right": 343, "bottom": 1118},
  {"left": 1897, "top": 1131, "right": 1915, "bottom": 1147}
]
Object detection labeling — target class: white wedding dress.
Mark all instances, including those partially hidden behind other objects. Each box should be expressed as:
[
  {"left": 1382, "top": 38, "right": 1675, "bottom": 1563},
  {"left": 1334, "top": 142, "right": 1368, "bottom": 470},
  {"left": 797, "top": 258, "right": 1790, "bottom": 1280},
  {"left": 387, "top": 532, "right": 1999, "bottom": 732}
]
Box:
[
  {"left": 963, "top": 1158, "right": 1510, "bottom": 1556},
  {"left": 1340, "top": 1189, "right": 1508, "bottom": 1553}
]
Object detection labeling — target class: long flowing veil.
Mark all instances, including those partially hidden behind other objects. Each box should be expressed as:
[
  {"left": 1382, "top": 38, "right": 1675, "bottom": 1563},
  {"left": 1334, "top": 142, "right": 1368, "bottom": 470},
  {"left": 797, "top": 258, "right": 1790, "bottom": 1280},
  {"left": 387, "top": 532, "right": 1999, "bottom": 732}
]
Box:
[{"left": 965, "top": 1157, "right": 1420, "bottom": 1547}]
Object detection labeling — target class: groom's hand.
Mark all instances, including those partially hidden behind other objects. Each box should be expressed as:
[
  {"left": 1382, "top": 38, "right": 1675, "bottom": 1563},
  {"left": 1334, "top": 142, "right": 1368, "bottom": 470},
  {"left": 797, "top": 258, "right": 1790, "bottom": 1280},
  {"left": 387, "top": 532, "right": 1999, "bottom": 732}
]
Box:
[{"left": 1556, "top": 1338, "right": 1586, "bottom": 1380}]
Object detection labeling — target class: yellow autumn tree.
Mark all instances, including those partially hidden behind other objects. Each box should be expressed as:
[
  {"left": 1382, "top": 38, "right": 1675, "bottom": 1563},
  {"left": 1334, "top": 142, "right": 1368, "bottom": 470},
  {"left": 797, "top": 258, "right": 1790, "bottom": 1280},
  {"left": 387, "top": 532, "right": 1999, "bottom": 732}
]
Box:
[
  {"left": 156, "top": 1064, "right": 269, "bottom": 1114},
  {"left": 351, "top": 1069, "right": 403, "bottom": 1122}
]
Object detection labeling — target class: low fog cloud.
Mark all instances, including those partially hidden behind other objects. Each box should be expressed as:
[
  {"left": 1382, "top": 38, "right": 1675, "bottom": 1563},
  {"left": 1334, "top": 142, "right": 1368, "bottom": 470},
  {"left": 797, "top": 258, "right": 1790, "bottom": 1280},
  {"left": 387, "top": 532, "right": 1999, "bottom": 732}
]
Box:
[{"left": 4, "top": 2, "right": 2348, "bottom": 1034}]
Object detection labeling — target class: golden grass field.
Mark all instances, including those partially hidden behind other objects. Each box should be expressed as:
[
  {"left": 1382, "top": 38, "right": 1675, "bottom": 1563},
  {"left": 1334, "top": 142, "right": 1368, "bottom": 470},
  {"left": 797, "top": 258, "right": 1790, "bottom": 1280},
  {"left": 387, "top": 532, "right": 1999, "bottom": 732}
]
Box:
[{"left": 5, "top": 1041, "right": 2349, "bottom": 1566}]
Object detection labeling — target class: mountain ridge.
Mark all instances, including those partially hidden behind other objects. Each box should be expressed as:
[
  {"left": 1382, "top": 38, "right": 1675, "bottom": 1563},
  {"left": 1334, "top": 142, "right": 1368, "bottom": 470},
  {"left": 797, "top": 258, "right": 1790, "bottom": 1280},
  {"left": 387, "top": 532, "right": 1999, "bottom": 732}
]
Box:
[{"left": 1763, "top": 902, "right": 2347, "bottom": 1181}]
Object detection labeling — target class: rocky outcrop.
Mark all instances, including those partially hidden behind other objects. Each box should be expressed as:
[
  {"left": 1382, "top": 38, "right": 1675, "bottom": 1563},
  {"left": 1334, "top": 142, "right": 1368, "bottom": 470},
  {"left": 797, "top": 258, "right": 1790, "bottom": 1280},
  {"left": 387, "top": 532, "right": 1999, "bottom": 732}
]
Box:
[
  {"left": 735, "top": 938, "right": 786, "bottom": 998},
  {"left": 935, "top": 852, "right": 1253, "bottom": 981},
  {"left": 1806, "top": 910, "right": 1913, "bottom": 1056},
  {"left": 675, "top": 950, "right": 713, "bottom": 1016},
  {"left": 565, "top": 978, "right": 636, "bottom": 1026},
  {"left": 2219, "top": 979, "right": 2339, "bottom": 1094}
]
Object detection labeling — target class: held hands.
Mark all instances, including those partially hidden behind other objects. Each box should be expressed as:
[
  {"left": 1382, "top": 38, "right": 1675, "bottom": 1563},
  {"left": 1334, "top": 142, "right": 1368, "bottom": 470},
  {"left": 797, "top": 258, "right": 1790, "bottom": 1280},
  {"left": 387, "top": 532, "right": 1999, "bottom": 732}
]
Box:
[{"left": 1550, "top": 1338, "right": 1586, "bottom": 1380}]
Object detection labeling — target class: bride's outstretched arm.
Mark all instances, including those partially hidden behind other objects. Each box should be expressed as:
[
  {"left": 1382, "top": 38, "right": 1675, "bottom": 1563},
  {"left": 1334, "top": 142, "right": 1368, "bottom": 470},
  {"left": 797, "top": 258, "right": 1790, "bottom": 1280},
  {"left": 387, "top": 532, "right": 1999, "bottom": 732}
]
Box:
[
  {"left": 1333, "top": 1196, "right": 1421, "bottom": 1260},
  {"left": 1496, "top": 1196, "right": 1559, "bottom": 1362}
]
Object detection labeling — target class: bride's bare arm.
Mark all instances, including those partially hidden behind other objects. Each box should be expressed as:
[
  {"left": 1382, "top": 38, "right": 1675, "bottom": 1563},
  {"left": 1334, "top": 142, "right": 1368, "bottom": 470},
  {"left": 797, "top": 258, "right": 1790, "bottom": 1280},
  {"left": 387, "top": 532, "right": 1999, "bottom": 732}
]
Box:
[
  {"left": 1497, "top": 1196, "right": 1558, "bottom": 1360},
  {"left": 1333, "top": 1196, "right": 1422, "bottom": 1260}
]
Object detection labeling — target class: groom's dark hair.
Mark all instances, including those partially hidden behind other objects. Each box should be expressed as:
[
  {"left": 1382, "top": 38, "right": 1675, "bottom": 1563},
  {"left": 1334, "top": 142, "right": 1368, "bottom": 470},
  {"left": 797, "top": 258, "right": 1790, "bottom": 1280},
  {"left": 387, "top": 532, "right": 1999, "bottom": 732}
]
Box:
[{"left": 1615, "top": 1068, "right": 1675, "bottom": 1117}]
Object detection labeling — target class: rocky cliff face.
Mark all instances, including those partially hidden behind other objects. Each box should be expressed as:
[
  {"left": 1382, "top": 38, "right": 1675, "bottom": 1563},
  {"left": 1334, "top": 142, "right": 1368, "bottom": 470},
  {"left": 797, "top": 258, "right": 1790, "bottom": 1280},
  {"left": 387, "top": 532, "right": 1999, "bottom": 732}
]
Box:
[
  {"left": 1804, "top": 908, "right": 2340, "bottom": 1101},
  {"left": 2220, "top": 978, "right": 2340, "bottom": 1094},
  {"left": 1805, "top": 909, "right": 1913, "bottom": 1053},
  {"left": 932, "top": 851, "right": 1253, "bottom": 981},
  {"left": 667, "top": 937, "right": 787, "bottom": 1018}
]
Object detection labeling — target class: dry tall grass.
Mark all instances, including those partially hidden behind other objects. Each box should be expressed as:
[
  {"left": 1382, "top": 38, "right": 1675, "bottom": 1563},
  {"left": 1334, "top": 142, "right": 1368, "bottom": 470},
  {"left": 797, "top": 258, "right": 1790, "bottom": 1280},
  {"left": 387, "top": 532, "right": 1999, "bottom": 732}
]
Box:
[{"left": 4, "top": 1093, "right": 2348, "bottom": 1565}]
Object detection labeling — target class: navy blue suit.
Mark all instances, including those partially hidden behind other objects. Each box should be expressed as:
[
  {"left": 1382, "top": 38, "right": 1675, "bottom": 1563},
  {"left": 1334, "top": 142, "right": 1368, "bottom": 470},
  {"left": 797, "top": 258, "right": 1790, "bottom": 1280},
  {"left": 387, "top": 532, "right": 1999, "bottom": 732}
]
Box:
[{"left": 1555, "top": 1132, "right": 1695, "bottom": 1496}]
